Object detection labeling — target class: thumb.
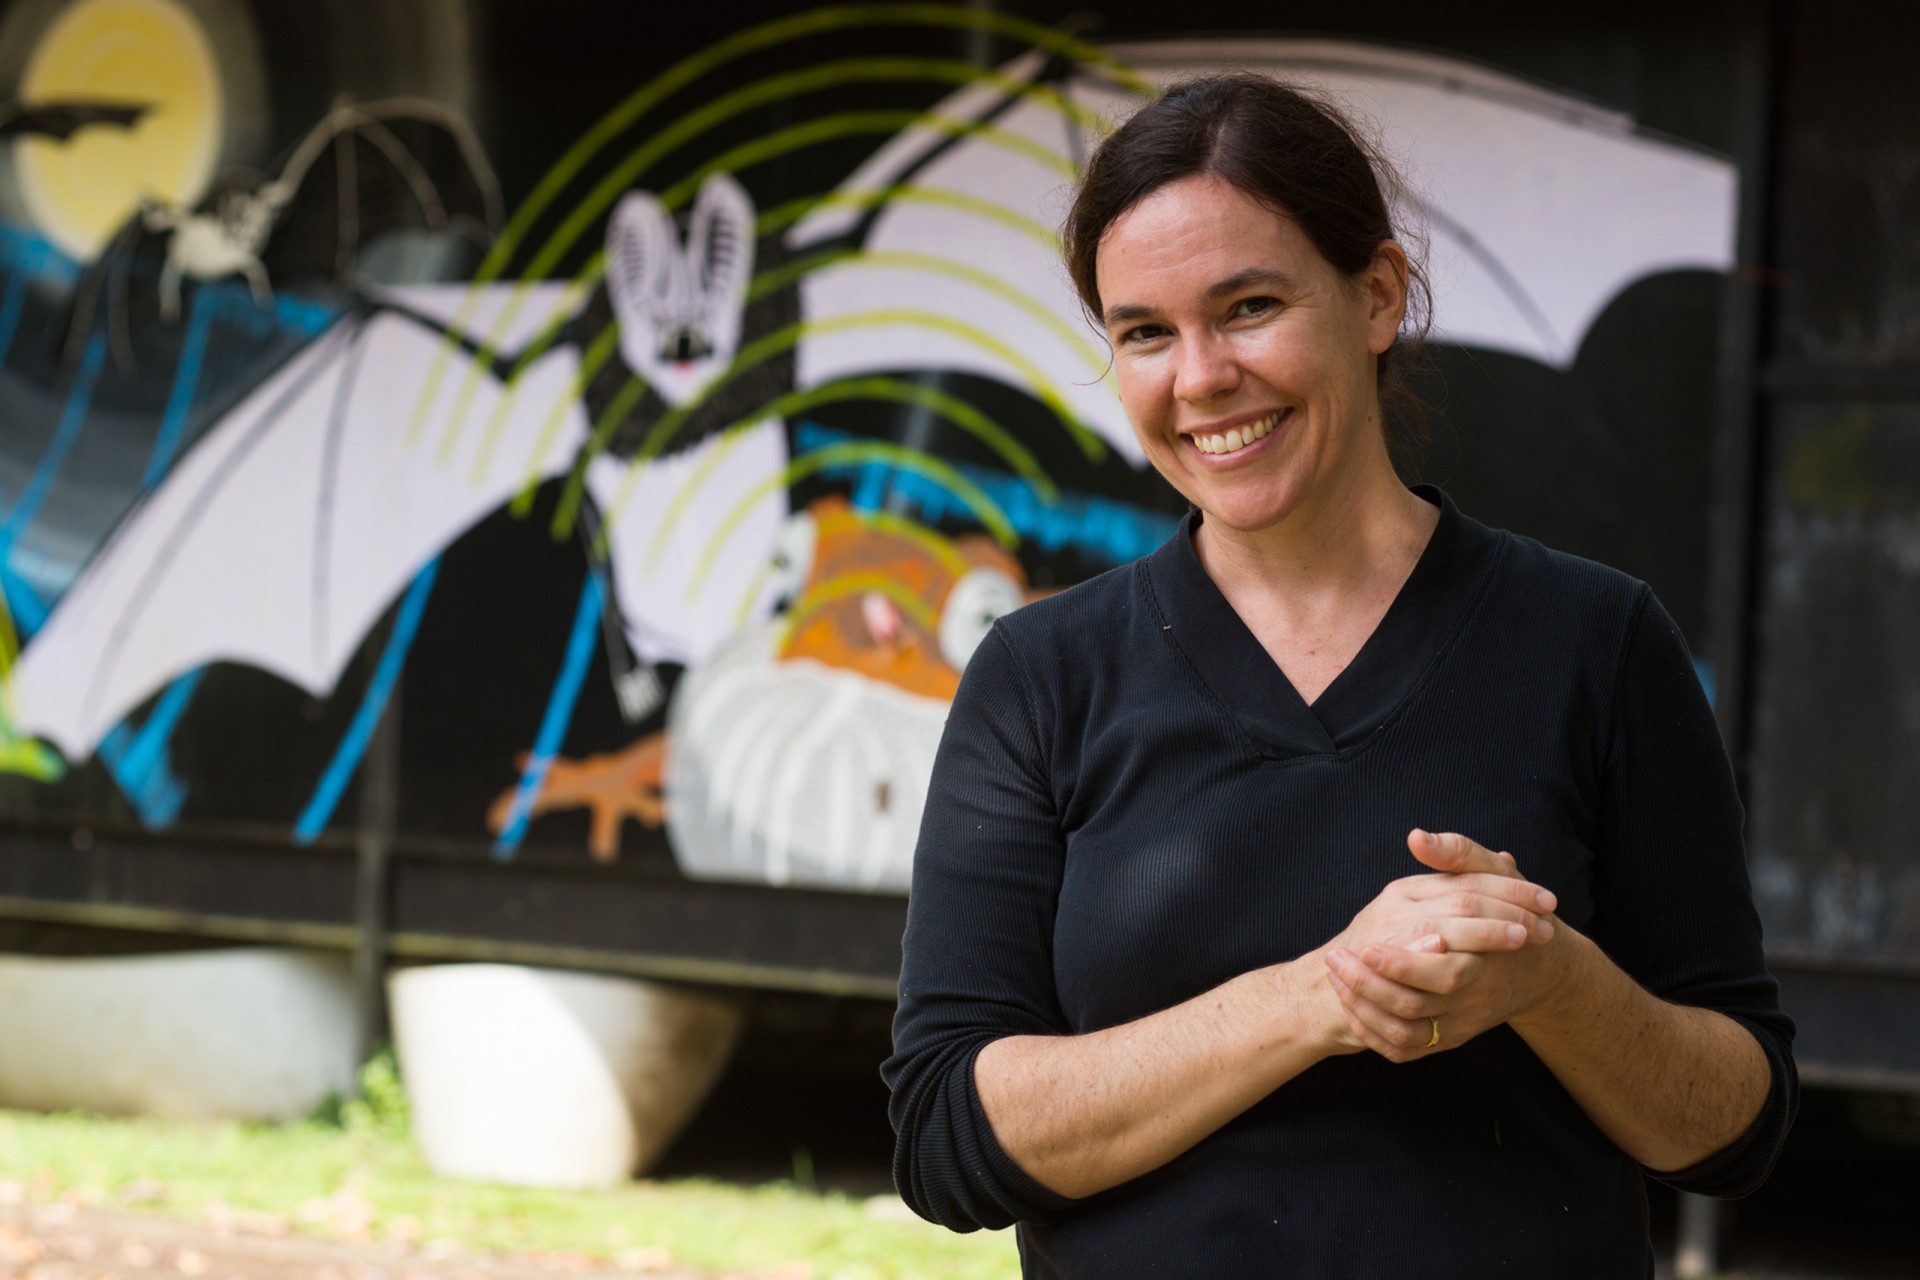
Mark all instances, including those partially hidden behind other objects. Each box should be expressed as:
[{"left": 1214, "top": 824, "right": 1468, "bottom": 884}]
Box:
[{"left": 1408, "top": 828, "right": 1516, "bottom": 877}]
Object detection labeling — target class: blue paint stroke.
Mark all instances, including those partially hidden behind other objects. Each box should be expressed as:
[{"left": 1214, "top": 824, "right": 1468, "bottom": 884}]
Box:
[
  {"left": 795, "top": 421, "right": 1178, "bottom": 566},
  {"left": 0, "top": 224, "right": 81, "bottom": 287},
  {"left": 143, "top": 288, "right": 216, "bottom": 489},
  {"left": 493, "top": 572, "right": 606, "bottom": 860},
  {"left": 269, "top": 293, "right": 338, "bottom": 338},
  {"left": 194, "top": 280, "right": 337, "bottom": 341},
  {"left": 1, "top": 333, "right": 107, "bottom": 539},
  {"left": 1693, "top": 658, "right": 1717, "bottom": 709},
  {"left": 293, "top": 556, "right": 441, "bottom": 844},
  {"left": 95, "top": 668, "right": 205, "bottom": 827}
]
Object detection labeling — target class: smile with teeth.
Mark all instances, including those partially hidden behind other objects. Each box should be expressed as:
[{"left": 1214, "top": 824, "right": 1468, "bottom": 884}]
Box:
[{"left": 1189, "top": 410, "right": 1283, "bottom": 455}]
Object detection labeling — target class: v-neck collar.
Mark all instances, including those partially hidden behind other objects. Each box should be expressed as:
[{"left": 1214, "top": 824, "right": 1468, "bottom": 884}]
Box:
[{"left": 1141, "top": 486, "right": 1502, "bottom": 759}]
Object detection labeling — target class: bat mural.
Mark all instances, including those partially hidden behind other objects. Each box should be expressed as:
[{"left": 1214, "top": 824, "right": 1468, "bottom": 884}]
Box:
[{"left": 0, "top": 2, "right": 1739, "bottom": 894}]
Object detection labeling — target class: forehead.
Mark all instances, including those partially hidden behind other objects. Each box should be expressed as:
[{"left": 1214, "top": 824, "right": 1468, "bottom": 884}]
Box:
[{"left": 1095, "top": 175, "right": 1323, "bottom": 308}]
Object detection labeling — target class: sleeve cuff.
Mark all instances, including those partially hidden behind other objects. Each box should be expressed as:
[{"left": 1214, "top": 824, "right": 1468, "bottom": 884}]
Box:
[
  {"left": 1646, "top": 1014, "right": 1799, "bottom": 1199},
  {"left": 961, "top": 1039, "right": 1080, "bottom": 1224}
]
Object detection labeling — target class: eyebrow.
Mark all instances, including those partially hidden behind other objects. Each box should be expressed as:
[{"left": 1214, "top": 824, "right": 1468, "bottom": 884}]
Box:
[{"left": 1101, "top": 268, "right": 1302, "bottom": 328}]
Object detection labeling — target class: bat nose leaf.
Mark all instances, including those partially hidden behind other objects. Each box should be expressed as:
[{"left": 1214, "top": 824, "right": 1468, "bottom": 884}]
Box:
[{"left": 661, "top": 326, "right": 713, "bottom": 363}]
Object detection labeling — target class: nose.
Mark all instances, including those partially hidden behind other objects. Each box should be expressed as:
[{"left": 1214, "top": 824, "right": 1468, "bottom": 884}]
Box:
[{"left": 1172, "top": 331, "right": 1240, "bottom": 404}]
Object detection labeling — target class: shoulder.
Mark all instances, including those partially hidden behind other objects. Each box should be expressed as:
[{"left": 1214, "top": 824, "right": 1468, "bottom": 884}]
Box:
[
  {"left": 1473, "top": 516, "right": 1653, "bottom": 647},
  {"left": 989, "top": 556, "right": 1145, "bottom": 678},
  {"left": 963, "top": 556, "right": 1149, "bottom": 723},
  {"left": 996, "top": 557, "right": 1141, "bottom": 647}
]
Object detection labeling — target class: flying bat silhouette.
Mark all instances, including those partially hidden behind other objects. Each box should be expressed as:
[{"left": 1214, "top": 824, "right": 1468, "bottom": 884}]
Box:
[
  {"left": 0, "top": 98, "right": 149, "bottom": 142},
  {"left": 8, "top": 37, "right": 1739, "bottom": 804}
]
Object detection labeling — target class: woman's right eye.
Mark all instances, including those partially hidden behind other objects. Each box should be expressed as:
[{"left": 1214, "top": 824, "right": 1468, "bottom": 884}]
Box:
[{"left": 1119, "top": 323, "right": 1168, "bottom": 345}]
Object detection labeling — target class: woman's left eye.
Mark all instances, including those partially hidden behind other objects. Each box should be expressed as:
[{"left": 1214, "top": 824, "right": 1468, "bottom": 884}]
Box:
[{"left": 1233, "top": 296, "right": 1278, "bottom": 319}]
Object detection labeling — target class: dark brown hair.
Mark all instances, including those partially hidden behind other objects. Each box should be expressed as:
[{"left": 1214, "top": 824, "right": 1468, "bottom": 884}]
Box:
[{"left": 1064, "top": 72, "right": 1433, "bottom": 473}]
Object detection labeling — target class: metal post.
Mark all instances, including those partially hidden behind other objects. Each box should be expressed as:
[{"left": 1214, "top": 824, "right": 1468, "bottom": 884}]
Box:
[
  {"left": 351, "top": 686, "right": 401, "bottom": 1075},
  {"left": 1704, "top": 0, "right": 1783, "bottom": 771},
  {"left": 1673, "top": 1191, "right": 1723, "bottom": 1278}
]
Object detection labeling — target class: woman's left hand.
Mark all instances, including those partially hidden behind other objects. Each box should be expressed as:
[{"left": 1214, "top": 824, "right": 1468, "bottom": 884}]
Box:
[{"left": 1323, "top": 831, "right": 1571, "bottom": 1063}]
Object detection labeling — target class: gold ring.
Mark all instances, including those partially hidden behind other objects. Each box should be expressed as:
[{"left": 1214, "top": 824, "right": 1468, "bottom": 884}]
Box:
[{"left": 1425, "top": 1017, "right": 1441, "bottom": 1049}]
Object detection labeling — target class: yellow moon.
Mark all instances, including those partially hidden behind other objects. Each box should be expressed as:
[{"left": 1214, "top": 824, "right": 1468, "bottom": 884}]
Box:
[{"left": 14, "top": 0, "right": 222, "bottom": 261}]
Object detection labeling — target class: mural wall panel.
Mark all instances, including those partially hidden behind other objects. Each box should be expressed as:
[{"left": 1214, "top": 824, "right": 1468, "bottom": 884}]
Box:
[{"left": 0, "top": 1, "right": 1744, "bottom": 894}]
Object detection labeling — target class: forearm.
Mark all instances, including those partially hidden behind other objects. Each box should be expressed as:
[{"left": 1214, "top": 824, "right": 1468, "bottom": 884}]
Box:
[
  {"left": 974, "top": 956, "right": 1344, "bottom": 1199},
  {"left": 1510, "top": 927, "right": 1772, "bottom": 1173}
]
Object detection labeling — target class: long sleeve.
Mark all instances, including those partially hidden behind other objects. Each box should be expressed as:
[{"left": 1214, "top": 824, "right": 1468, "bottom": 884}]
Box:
[
  {"left": 1590, "top": 587, "right": 1798, "bottom": 1198},
  {"left": 883, "top": 626, "right": 1078, "bottom": 1230}
]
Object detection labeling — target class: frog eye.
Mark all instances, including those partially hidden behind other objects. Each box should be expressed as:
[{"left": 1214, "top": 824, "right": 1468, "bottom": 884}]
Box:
[
  {"left": 767, "top": 509, "right": 816, "bottom": 612},
  {"left": 938, "top": 567, "right": 1023, "bottom": 671}
]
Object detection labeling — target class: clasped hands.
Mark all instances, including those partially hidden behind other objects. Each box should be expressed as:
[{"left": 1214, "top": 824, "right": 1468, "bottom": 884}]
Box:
[{"left": 1321, "top": 829, "right": 1568, "bottom": 1064}]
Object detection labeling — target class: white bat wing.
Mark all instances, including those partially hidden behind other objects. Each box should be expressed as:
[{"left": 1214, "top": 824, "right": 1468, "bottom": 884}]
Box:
[
  {"left": 1135, "top": 39, "right": 1737, "bottom": 370},
  {"left": 587, "top": 416, "right": 789, "bottom": 670},
  {"left": 792, "top": 37, "right": 1736, "bottom": 412},
  {"left": 10, "top": 290, "right": 590, "bottom": 761}
]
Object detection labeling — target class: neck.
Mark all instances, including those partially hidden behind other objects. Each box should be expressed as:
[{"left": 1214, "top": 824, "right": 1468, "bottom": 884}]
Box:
[{"left": 1192, "top": 451, "right": 1436, "bottom": 614}]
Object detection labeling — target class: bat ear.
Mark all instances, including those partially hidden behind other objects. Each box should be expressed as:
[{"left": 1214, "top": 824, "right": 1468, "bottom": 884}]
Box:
[
  {"left": 686, "top": 172, "right": 756, "bottom": 350},
  {"left": 606, "top": 191, "right": 676, "bottom": 328}
]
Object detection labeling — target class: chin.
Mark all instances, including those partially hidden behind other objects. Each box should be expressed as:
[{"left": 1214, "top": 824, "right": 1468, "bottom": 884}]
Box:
[{"left": 1185, "top": 479, "right": 1310, "bottom": 535}]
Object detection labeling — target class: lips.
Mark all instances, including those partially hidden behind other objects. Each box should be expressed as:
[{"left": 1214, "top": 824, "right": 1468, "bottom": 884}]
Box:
[{"left": 1189, "top": 409, "right": 1284, "bottom": 455}]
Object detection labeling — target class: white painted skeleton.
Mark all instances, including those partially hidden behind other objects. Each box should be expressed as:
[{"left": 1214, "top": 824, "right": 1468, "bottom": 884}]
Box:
[{"left": 142, "top": 184, "right": 285, "bottom": 321}]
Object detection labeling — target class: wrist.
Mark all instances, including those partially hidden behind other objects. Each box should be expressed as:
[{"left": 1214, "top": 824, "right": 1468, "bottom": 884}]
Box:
[
  {"left": 1262, "top": 955, "right": 1357, "bottom": 1062},
  {"left": 1507, "top": 921, "right": 1604, "bottom": 1037}
]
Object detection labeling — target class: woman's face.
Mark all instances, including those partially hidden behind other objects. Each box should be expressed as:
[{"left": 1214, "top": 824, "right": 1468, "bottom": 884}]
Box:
[{"left": 1094, "top": 174, "right": 1406, "bottom": 536}]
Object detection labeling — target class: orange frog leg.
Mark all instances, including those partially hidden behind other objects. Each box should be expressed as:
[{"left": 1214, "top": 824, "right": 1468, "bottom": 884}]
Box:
[{"left": 485, "top": 732, "right": 667, "bottom": 863}]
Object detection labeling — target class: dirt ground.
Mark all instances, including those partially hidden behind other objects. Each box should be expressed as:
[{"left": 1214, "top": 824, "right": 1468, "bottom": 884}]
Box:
[{"left": 0, "top": 1199, "right": 806, "bottom": 1280}]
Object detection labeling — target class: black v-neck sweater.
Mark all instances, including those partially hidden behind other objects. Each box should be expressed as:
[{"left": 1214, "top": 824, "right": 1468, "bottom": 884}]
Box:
[{"left": 885, "top": 490, "right": 1796, "bottom": 1279}]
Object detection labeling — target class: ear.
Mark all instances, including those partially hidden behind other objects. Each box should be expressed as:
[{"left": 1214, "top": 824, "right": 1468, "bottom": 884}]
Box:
[
  {"left": 685, "top": 172, "right": 756, "bottom": 350},
  {"left": 1365, "top": 240, "right": 1410, "bottom": 356},
  {"left": 606, "top": 191, "right": 676, "bottom": 329}
]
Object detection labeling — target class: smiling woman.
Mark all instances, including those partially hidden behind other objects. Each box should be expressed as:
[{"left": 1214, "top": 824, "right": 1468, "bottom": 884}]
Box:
[
  {"left": 1092, "top": 177, "right": 1412, "bottom": 571},
  {"left": 886, "top": 73, "right": 1797, "bottom": 1280}
]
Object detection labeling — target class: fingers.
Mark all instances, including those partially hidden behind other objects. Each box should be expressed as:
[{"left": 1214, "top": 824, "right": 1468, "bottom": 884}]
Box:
[
  {"left": 1408, "top": 828, "right": 1521, "bottom": 879},
  {"left": 1395, "top": 916, "right": 1534, "bottom": 960},
  {"left": 1326, "top": 955, "right": 1440, "bottom": 1063},
  {"left": 1404, "top": 871, "right": 1557, "bottom": 926},
  {"left": 1328, "top": 948, "right": 1438, "bottom": 1019},
  {"left": 1381, "top": 888, "right": 1552, "bottom": 947},
  {"left": 1355, "top": 941, "right": 1493, "bottom": 998}
]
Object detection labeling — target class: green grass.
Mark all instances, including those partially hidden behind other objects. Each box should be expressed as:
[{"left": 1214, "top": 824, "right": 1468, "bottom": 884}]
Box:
[{"left": 0, "top": 1069, "right": 1018, "bottom": 1280}]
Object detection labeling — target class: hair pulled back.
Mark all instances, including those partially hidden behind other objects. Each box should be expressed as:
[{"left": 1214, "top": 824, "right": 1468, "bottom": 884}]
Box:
[{"left": 1064, "top": 72, "right": 1433, "bottom": 473}]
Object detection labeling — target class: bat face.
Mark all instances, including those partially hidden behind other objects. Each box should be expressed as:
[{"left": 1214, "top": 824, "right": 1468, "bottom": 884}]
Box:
[{"left": 605, "top": 172, "right": 755, "bottom": 409}]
